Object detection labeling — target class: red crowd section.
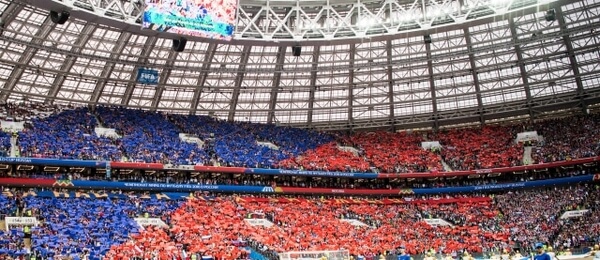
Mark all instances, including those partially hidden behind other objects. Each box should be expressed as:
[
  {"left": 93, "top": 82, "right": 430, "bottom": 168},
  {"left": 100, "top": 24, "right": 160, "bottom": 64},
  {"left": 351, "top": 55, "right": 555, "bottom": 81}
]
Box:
[{"left": 106, "top": 196, "right": 508, "bottom": 258}]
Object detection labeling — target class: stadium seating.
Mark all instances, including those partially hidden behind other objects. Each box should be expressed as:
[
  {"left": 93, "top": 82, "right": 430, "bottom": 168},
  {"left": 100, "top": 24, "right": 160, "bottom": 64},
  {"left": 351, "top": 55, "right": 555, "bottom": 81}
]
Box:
[
  {"left": 170, "top": 114, "right": 333, "bottom": 168},
  {"left": 532, "top": 115, "right": 600, "bottom": 163},
  {"left": 0, "top": 194, "right": 183, "bottom": 260},
  {"left": 18, "top": 108, "right": 122, "bottom": 161},
  {"left": 0, "top": 183, "right": 596, "bottom": 259},
  {"left": 433, "top": 126, "right": 523, "bottom": 170},
  {"left": 9, "top": 104, "right": 600, "bottom": 174},
  {"left": 95, "top": 107, "right": 208, "bottom": 165}
]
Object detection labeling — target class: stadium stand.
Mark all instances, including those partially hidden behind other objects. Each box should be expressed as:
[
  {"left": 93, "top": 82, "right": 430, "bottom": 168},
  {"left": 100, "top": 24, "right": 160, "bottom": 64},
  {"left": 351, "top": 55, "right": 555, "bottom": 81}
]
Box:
[
  {"left": 17, "top": 108, "right": 122, "bottom": 161},
  {"left": 95, "top": 107, "right": 208, "bottom": 165},
  {"left": 433, "top": 126, "right": 524, "bottom": 171},
  {"left": 532, "top": 115, "right": 600, "bottom": 164}
]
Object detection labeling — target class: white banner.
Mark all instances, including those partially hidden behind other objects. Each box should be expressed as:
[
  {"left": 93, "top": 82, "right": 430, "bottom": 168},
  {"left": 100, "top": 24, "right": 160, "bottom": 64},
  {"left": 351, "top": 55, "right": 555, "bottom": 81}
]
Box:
[
  {"left": 5, "top": 217, "right": 38, "bottom": 230},
  {"left": 134, "top": 218, "right": 167, "bottom": 228},
  {"left": 560, "top": 209, "right": 589, "bottom": 219}
]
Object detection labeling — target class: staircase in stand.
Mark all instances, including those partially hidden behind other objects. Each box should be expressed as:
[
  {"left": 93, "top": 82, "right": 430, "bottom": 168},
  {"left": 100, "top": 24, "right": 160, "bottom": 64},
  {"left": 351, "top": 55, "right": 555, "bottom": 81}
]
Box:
[
  {"left": 523, "top": 146, "right": 533, "bottom": 165},
  {"left": 10, "top": 136, "right": 19, "bottom": 157}
]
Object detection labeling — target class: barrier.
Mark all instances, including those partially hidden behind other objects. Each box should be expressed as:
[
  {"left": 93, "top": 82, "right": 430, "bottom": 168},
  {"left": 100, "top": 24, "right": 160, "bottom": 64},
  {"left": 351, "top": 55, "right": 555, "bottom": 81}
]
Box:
[
  {"left": 0, "top": 157, "right": 106, "bottom": 167},
  {"left": 0, "top": 155, "right": 598, "bottom": 179},
  {"left": 0, "top": 174, "right": 597, "bottom": 194},
  {"left": 5, "top": 217, "right": 38, "bottom": 230}
]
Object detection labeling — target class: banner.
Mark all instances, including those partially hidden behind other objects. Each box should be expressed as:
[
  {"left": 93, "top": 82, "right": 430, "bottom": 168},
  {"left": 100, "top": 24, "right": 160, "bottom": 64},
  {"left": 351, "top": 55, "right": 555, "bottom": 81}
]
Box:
[
  {"left": 560, "top": 209, "right": 590, "bottom": 219},
  {"left": 0, "top": 178, "right": 270, "bottom": 193},
  {"left": 5, "top": 217, "right": 38, "bottom": 230},
  {"left": 134, "top": 218, "right": 168, "bottom": 227},
  {"left": 236, "top": 196, "right": 492, "bottom": 205},
  {"left": 0, "top": 174, "right": 596, "bottom": 195},
  {"left": 0, "top": 156, "right": 599, "bottom": 180},
  {"left": 0, "top": 157, "right": 106, "bottom": 167},
  {"left": 136, "top": 68, "right": 159, "bottom": 85}
]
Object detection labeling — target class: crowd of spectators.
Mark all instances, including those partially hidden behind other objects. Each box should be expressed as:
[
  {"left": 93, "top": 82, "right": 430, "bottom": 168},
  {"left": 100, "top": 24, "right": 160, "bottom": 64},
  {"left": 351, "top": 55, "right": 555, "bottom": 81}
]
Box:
[
  {"left": 0, "top": 189, "right": 183, "bottom": 259},
  {"left": 96, "top": 107, "right": 210, "bottom": 165},
  {"left": 18, "top": 108, "right": 122, "bottom": 161},
  {"left": 7, "top": 103, "right": 600, "bottom": 175},
  {"left": 170, "top": 114, "right": 333, "bottom": 168},
  {"left": 495, "top": 185, "right": 592, "bottom": 251},
  {"left": 0, "top": 102, "right": 61, "bottom": 122},
  {"left": 532, "top": 115, "right": 600, "bottom": 164},
  {"left": 0, "top": 183, "right": 597, "bottom": 260},
  {"left": 553, "top": 184, "right": 600, "bottom": 249},
  {"left": 432, "top": 126, "right": 524, "bottom": 171}
]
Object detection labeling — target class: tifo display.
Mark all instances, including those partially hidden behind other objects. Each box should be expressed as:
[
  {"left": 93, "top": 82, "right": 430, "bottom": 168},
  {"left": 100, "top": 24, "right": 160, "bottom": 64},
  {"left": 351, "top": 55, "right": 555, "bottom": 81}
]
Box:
[
  {"left": 0, "top": 103, "right": 599, "bottom": 259},
  {"left": 142, "top": 0, "right": 237, "bottom": 40}
]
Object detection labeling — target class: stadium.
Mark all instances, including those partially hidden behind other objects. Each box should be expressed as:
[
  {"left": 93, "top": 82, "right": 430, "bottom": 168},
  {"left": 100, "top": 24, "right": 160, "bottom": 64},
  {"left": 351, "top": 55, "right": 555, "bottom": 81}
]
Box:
[{"left": 0, "top": 0, "right": 598, "bottom": 259}]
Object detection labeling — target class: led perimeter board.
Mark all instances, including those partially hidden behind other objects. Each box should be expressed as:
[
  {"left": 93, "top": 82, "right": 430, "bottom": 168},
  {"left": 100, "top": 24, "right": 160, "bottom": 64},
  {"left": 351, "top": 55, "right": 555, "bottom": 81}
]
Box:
[{"left": 142, "top": 0, "right": 237, "bottom": 40}]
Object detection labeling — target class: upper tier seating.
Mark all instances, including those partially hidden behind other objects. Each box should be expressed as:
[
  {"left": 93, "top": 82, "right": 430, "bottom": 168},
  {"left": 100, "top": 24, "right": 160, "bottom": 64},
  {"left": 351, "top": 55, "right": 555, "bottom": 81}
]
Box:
[
  {"left": 170, "top": 115, "right": 333, "bottom": 168},
  {"left": 18, "top": 108, "right": 122, "bottom": 161},
  {"left": 278, "top": 131, "right": 442, "bottom": 173},
  {"left": 10, "top": 104, "right": 600, "bottom": 173},
  {"left": 96, "top": 107, "right": 208, "bottom": 165},
  {"left": 433, "top": 126, "right": 523, "bottom": 171},
  {"left": 532, "top": 115, "right": 600, "bottom": 163}
]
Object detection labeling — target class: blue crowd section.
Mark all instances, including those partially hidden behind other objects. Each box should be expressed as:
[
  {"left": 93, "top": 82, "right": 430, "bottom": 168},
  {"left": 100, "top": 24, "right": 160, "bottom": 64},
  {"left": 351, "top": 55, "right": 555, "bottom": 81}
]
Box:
[
  {"left": 1, "top": 195, "right": 183, "bottom": 260},
  {"left": 18, "top": 108, "right": 122, "bottom": 161},
  {"left": 0, "top": 130, "right": 10, "bottom": 156},
  {"left": 168, "top": 114, "right": 333, "bottom": 168},
  {"left": 95, "top": 107, "right": 208, "bottom": 165}
]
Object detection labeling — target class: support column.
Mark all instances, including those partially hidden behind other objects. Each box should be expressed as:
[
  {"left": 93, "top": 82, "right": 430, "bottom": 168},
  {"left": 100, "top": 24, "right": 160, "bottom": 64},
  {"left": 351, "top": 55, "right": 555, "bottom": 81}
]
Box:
[
  {"left": 150, "top": 50, "right": 180, "bottom": 110},
  {"left": 190, "top": 43, "right": 217, "bottom": 114},
  {"left": 555, "top": 7, "right": 587, "bottom": 113},
  {"left": 121, "top": 37, "right": 158, "bottom": 105},
  {"left": 46, "top": 24, "right": 97, "bottom": 103},
  {"left": 425, "top": 38, "right": 439, "bottom": 130},
  {"left": 307, "top": 46, "right": 320, "bottom": 128},
  {"left": 509, "top": 18, "right": 535, "bottom": 120},
  {"left": 227, "top": 45, "right": 252, "bottom": 121},
  {"left": 0, "top": 16, "right": 55, "bottom": 102},
  {"left": 463, "top": 28, "right": 485, "bottom": 124},
  {"left": 90, "top": 32, "right": 132, "bottom": 104},
  {"left": 266, "top": 46, "right": 287, "bottom": 124},
  {"left": 386, "top": 39, "right": 396, "bottom": 131}
]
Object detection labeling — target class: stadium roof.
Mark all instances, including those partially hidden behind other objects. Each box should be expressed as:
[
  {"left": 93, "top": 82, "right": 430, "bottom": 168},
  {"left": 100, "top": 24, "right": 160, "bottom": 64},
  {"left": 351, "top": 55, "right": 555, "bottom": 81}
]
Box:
[{"left": 0, "top": 0, "right": 598, "bottom": 130}]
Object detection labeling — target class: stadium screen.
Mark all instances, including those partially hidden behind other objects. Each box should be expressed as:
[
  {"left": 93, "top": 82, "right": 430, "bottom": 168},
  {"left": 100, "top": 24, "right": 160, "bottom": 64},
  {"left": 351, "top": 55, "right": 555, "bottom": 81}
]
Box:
[{"left": 142, "top": 0, "right": 237, "bottom": 41}]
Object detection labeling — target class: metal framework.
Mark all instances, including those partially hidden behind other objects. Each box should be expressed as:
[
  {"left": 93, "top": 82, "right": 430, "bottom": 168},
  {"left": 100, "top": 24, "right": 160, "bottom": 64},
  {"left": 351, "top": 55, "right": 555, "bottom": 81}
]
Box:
[
  {"left": 0, "top": 0, "right": 598, "bottom": 131},
  {"left": 25, "top": 0, "right": 561, "bottom": 43}
]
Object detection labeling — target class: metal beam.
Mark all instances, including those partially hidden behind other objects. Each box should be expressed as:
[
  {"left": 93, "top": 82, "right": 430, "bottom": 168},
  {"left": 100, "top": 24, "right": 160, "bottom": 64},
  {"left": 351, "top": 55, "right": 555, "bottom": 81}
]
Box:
[
  {"left": 508, "top": 18, "right": 535, "bottom": 120},
  {"left": 463, "top": 28, "right": 485, "bottom": 124},
  {"left": 45, "top": 23, "right": 96, "bottom": 103},
  {"left": 121, "top": 36, "right": 158, "bottom": 105},
  {"left": 348, "top": 44, "right": 355, "bottom": 131},
  {"left": 0, "top": 2, "right": 24, "bottom": 27},
  {"left": 307, "top": 46, "right": 320, "bottom": 128},
  {"left": 227, "top": 45, "right": 252, "bottom": 121},
  {"left": 0, "top": 15, "right": 55, "bottom": 102},
  {"left": 266, "top": 46, "right": 287, "bottom": 124},
  {"left": 385, "top": 39, "right": 395, "bottom": 131},
  {"left": 425, "top": 38, "right": 439, "bottom": 130},
  {"left": 190, "top": 43, "right": 217, "bottom": 115},
  {"left": 555, "top": 7, "right": 587, "bottom": 113},
  {"left": 90, "top": 32, "right": 132, "bottom": 104},
  {"left": 150, "top": 50, "right": 179, "bottom": 110}
]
